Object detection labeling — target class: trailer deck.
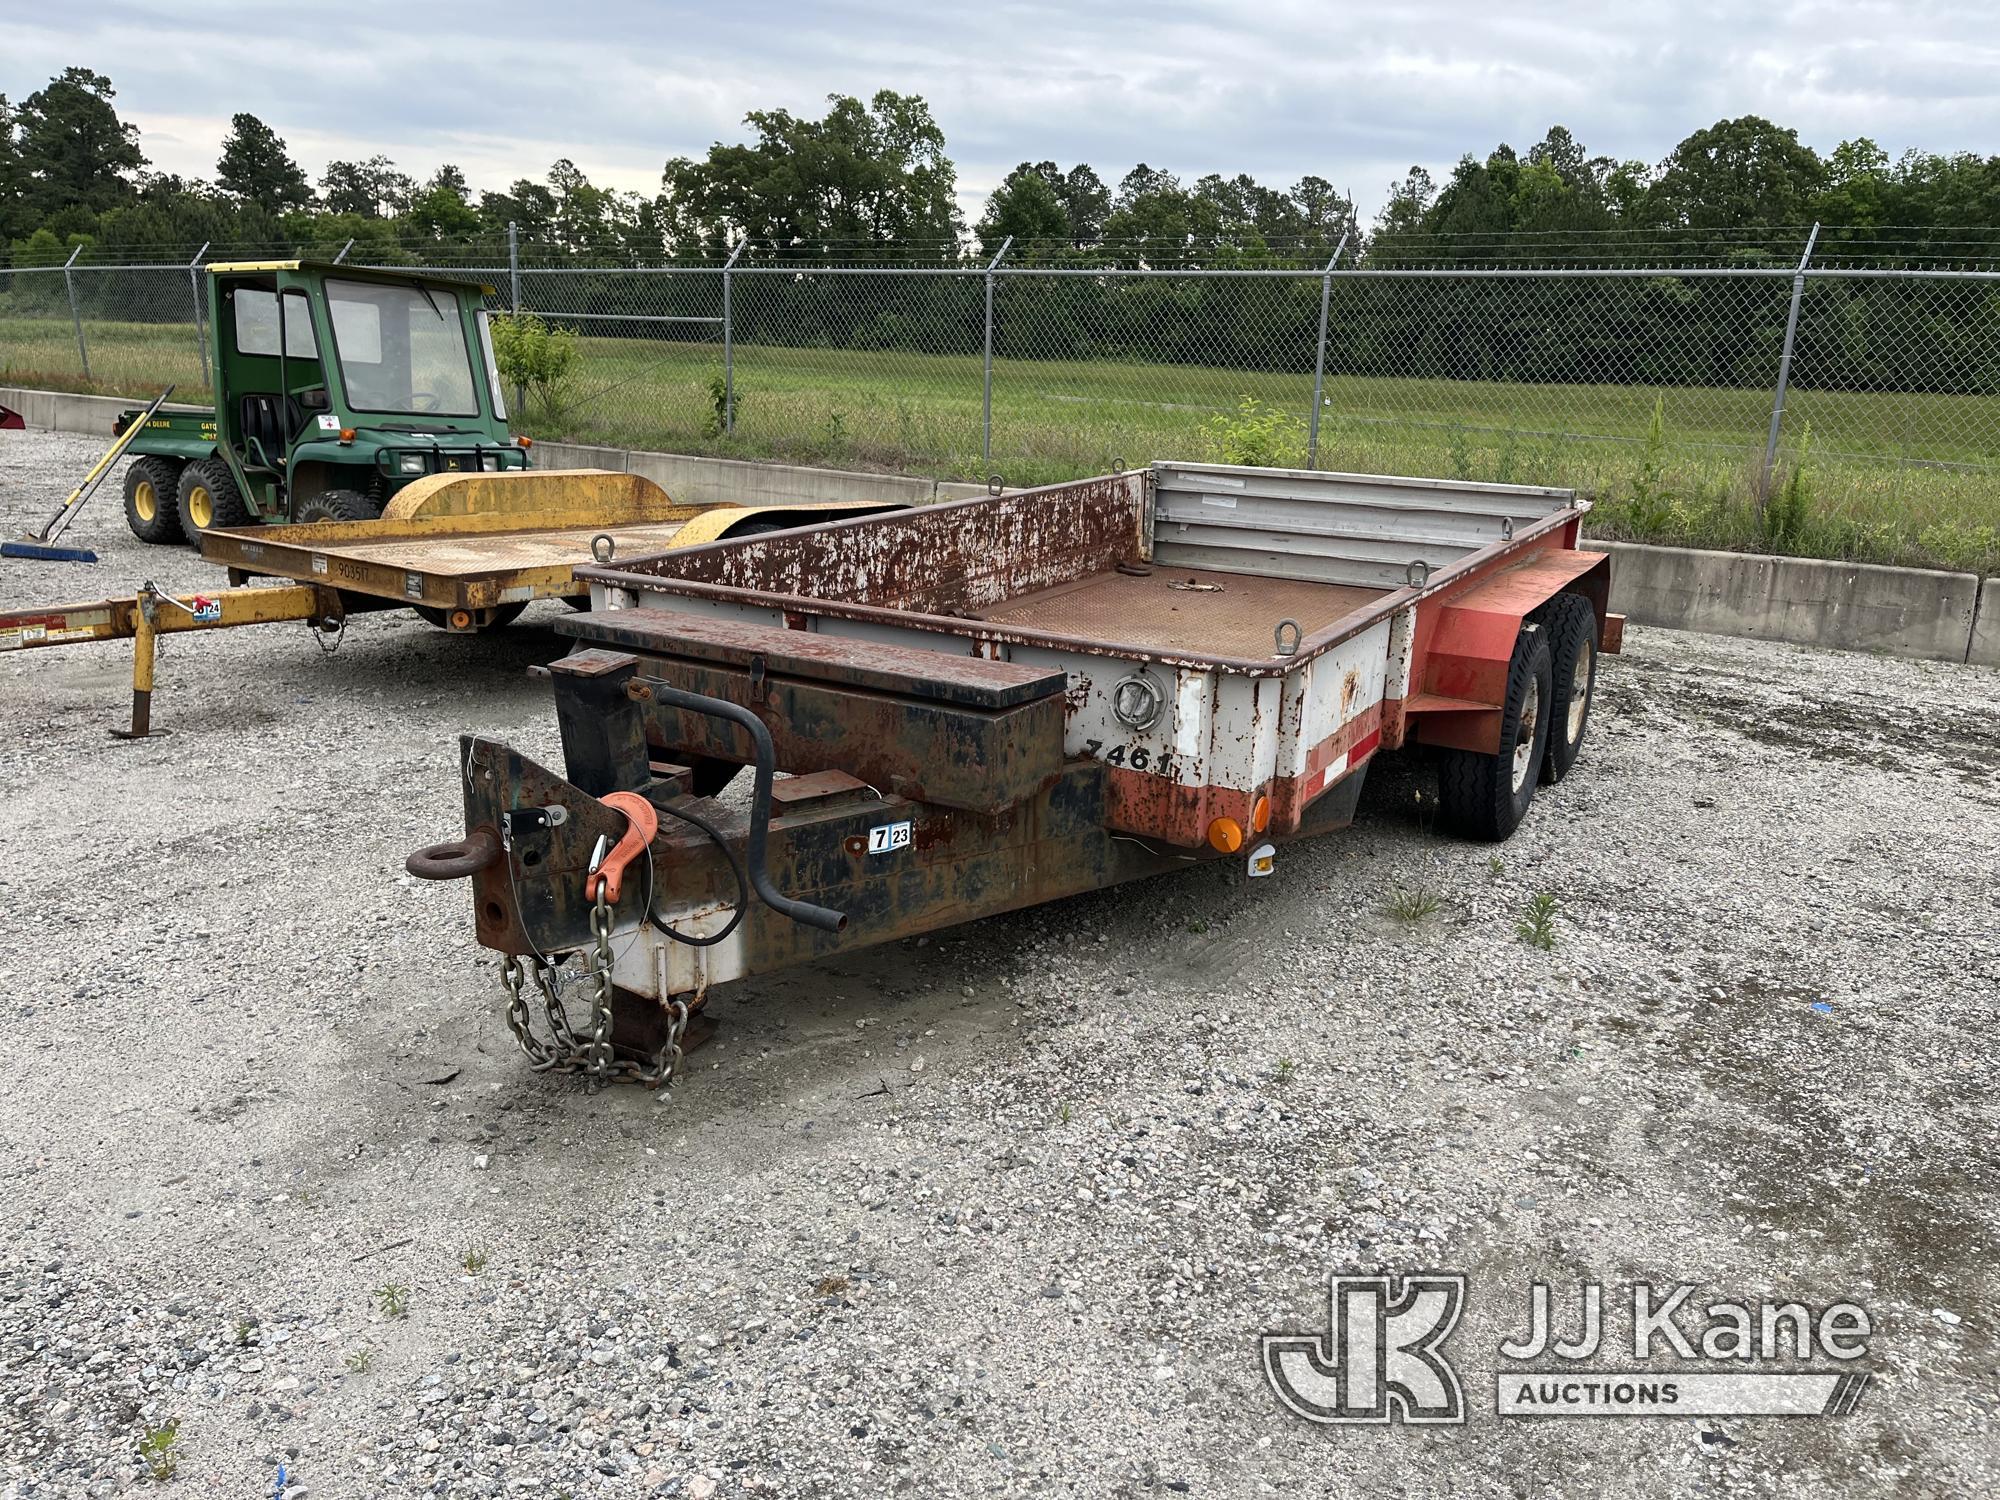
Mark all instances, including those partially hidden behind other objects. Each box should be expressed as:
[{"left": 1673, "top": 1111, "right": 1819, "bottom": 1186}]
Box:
[{"left": 973, "top": 565, "right": 1385, "bottom": 657}]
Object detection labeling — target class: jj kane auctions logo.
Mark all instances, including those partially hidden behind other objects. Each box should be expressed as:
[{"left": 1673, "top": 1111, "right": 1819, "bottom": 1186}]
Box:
[{"left": 1263, "top": 1274, "right": 1873, "bottom": 1423}]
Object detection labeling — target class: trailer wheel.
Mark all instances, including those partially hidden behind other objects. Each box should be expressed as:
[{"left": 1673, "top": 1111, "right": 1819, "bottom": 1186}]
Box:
[
  {"left": 176, "top": 458, "right": 251, "bottom": 544},
  {"left": 124, "top": 457, "right": 186, "bottom": 544},
  {"left": 1435, "top": 623, "right": 1553, "bottom": 842},
  {"left": 1538, "top": 594, "right": 1599, "bottom": 785},
  {"left": 295, "top": 488, "right": 383, "bottom": 524}
]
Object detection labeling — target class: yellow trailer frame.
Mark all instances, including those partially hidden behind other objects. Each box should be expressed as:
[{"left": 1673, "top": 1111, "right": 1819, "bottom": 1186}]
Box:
[{"left": 0, "top": 467, "right": 898, "bottom": 737}]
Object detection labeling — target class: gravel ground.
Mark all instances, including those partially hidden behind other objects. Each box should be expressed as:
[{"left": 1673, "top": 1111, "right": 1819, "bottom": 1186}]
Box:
[{"left": 2, "top": 427, "right": 1997, "bottom": 1499}]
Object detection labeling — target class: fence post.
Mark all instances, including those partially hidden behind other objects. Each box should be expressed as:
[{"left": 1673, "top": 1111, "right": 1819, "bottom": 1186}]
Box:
[
  {"left": 1306, "top": 230, "right": 1350, "bottom": 469},
  {"left": 1759, "top": 222, "right": 1820, "bottom": 511},
  {"left": 721, "top": 237, "right": 746, "bottom": 434},
  {"left": 982, "top": 236, "right": 1014, "bottom": 468},
  {"left": 507, "top": 222, "right": 524, "bottom": 416},
  {"left": 187, "top": 242, "right": 210, "bottom": 391},
  {"left": 62, "top": 246, "right": 90, "bottom": 382}
]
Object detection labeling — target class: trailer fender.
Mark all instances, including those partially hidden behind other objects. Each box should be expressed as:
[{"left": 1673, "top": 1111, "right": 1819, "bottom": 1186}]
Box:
[
  {"left": 669, "top": 502, "right": 906, "bottom": 547},
  {"left": 1405, "top": 549, "right": 1612, "bottom": 756}
]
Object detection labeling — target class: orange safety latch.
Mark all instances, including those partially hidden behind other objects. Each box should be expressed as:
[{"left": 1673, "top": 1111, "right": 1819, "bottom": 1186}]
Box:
[{"left": 584, "top": 791, "right": 659, "bottom": 904}]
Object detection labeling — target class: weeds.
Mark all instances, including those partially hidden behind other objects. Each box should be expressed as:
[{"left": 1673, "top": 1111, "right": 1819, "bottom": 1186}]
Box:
[
  {"left": 462, "top": 1248, "right": 489, "bottom": 1274},
  {"left": 1445, "top": 424, "right": 1474, "bottom": 481},
  {"left": 373, "top": 1283, "right": 409, "bottom": 1319},
  {"left": 1621, "top": 398, "right": 1678, "bottom": 535},
  {"left": 345, "top": 1349, "right": 373, "bottom": 1374},
  {"left": 1274, "top": 1057, "right": 1297, "bottom": 1085},
  {"left": 1204, "top": 396, "right": 1306, "bottom": 468},
  {"left": 1517, "top": 892, "right": 1559, "bottom": 950},
  {"left": 1487, "top": 855, "right": 1506, "bottom": 881},
  {"left": 138, "top": 1418, "right": 180, "bottom": 1481},
  {"left": 1760, "top": 421, "right": 1813, "bottom": 551},
  {"left": 1383, "top": 882, "right": 1444, "bottom": 924},
  {"left": 1056, "top": 1101, "right": 1073, "bottom": 1125},
  {"left": 701, "top": 369, "right": 739, "bottom": 437}
]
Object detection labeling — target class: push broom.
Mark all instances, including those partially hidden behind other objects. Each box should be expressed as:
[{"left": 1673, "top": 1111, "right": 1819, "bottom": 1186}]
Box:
[{"left": 3, "top": 386, "right": 175, "bottom": 563}]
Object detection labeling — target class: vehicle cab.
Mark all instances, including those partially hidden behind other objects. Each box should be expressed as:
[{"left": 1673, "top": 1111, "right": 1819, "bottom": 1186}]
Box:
[{"left": 203, "top": 260, "right": 527, "bottom": 525}]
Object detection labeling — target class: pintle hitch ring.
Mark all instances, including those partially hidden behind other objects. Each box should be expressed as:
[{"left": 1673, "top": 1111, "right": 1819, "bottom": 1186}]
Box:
[{"left": 406, "top": 827, "right": 502, "bottom": 880}]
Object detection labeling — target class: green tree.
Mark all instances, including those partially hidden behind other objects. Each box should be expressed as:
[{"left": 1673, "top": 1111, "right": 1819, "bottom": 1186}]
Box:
[
  {"left": 1040, "top": 161, "right": 1110, "bottom": 245},
  {"left": 401, "top": 163, "right": 481, "bottom": 243},
  {"left": 15, "top": 67, "right": 145, "bottom": 227},
  {"left": 661, "top": 91, "right": 960, "bottom": 254},
  {"left": 1101, "top": 165, "right": 1203, "bottom": 260},
  {"left": 1372, "top": 165, "right": 1437, "bottom": 242},
  {"left": 320, "top": 155, "right": 413, "bottom": 218},
  {"left": 0, "top": 95, "right": 25, "bottom": 242},
  {"left": 976, "top": 163, "right": 1070, "bottom": 251},
  {"left": 1646, "top": 116, "right": 1826, "bottom": 229},
  {"left": 1289, "top": 175, "right": 1357, "bottom": 249},
  {"left": 216, "top": 113, "right": 313, "bottom": 213}
]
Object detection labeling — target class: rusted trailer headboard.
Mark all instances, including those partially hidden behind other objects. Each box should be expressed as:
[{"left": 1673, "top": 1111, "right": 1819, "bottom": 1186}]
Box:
[{"left": 589, "top": 472, "right": 1148, "bottom": 618}]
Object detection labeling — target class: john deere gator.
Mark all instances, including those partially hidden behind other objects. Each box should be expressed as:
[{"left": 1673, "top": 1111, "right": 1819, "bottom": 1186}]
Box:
[{"left": 115, "top": 260, "right": 529, "bottom": 546}]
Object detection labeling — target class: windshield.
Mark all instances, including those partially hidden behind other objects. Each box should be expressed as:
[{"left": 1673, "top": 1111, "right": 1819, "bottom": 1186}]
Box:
[{"left": 327, "top": 278, "right": 480, "bottom": 417}]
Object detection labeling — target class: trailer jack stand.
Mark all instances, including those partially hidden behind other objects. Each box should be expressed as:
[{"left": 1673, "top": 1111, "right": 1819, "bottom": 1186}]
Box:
[{"left": 108, "top": 609, "right": 165, "bottom": 740}]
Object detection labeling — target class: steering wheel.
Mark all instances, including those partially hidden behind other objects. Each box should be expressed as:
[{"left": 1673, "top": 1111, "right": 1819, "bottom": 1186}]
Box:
[{"left": 410, "top": 391, "right": 442, "bottom": 412}]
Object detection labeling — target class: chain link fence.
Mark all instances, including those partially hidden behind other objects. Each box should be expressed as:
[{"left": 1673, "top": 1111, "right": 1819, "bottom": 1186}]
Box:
[{"left": 3, "top": 232, "right": 1996, "bottom": 570}]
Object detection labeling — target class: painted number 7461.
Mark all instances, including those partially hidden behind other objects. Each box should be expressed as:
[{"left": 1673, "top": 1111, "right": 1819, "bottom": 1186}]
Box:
[{"left": 1084, "top": 740, "right": 1177, "bottom": 778}]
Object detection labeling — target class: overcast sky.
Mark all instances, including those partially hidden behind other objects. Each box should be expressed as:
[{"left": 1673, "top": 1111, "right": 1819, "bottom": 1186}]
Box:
[{"left": 7, "top": 1, "right": 1995, "bottom": 224}]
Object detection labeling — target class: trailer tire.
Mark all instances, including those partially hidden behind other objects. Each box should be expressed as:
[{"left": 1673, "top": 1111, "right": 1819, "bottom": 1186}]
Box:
[
  {"left": 176, "top": 458, "right": 251, "bottom": 543},
  {"left": 295, "top": 488, "right": 383, "bottom": 523},
  {"left": 124, "top": 457, "right": 186, "bottom": 544},
  {"left": 1435, "top": 623, "right": 1553, "bottom": 842},
  {"left": 1537, "top": 594, "right": 1599, "bottom": 785}
]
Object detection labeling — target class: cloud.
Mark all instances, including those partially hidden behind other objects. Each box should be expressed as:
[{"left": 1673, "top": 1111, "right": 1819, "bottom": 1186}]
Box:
[{"left": 5, "top": 0, "right": 1993, "bottom": 223}]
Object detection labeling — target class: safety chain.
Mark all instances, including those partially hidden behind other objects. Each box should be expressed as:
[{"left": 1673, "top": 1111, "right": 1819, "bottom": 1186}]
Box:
[{"left": 495, "top": 903, "right": 692, "bottom": 1092}]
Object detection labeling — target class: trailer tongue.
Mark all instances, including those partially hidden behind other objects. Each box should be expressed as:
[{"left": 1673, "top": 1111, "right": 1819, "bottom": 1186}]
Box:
[{"left": 408, "top": 461, "right": 1622, "bottom": 1091}]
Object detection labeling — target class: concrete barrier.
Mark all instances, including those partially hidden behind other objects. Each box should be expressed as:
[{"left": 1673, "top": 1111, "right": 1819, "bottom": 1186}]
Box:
[
  {"left": 1969, "top": 577, "right": 2000, "bottom": 669},
  {"left": 1594, "top": 539, "right": 1985, "bottom": 665},
  {"left": 0, "top": 385, "right": 207, "bottom": 436},
  {"left": 536, "top": 439, "right": 940, "bottom": 508}
]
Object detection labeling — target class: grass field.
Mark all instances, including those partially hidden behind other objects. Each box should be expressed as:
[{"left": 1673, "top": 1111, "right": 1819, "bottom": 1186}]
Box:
[{"left": 5, "top": 314, "right": 1996, "bottom": 573}]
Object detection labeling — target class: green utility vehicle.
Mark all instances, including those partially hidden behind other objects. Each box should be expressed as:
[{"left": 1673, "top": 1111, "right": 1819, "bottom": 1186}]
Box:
[{"left": 115, "top": 260, "right": 528, "bottom": 546}]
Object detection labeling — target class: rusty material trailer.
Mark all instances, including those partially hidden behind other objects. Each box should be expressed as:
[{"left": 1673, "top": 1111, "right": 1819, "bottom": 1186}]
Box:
[{"left": 410, "top": 461, "right": 1624, "bottom": 1090}]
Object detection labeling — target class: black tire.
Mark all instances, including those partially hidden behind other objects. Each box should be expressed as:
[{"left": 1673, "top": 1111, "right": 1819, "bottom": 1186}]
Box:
[
  {"left": 176, "top": 458, "right": 251, "bottom": 544},
  {"left": 123, "top": 457, "right": 185, "bottom": 544},
  {"left": 1435, "top": 622, "right": 1554, "bottom": 842},
  {"left": 1538, "top": 594, "right": 1599, "bottom": 785},
  {"left": 294, "top": 488, "right": 383, "bottom": 524},
  {"left": 414, "top": 601, "right": 530, "bottom": 632}
]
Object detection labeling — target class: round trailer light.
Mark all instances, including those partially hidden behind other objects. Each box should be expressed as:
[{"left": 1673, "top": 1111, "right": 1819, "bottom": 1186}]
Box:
[
  {"left": 1251, "top": 795, "right": 1271, "bottom": 833},
  {"left": 1111, "top": 671, "right": 1166, "bottom": 730},
  {"left": 449, "top": 608, "right": 473, "bottom": 631},
  {"left": 1206, "top": 817, "right": 1244, "bottom": 853}
]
